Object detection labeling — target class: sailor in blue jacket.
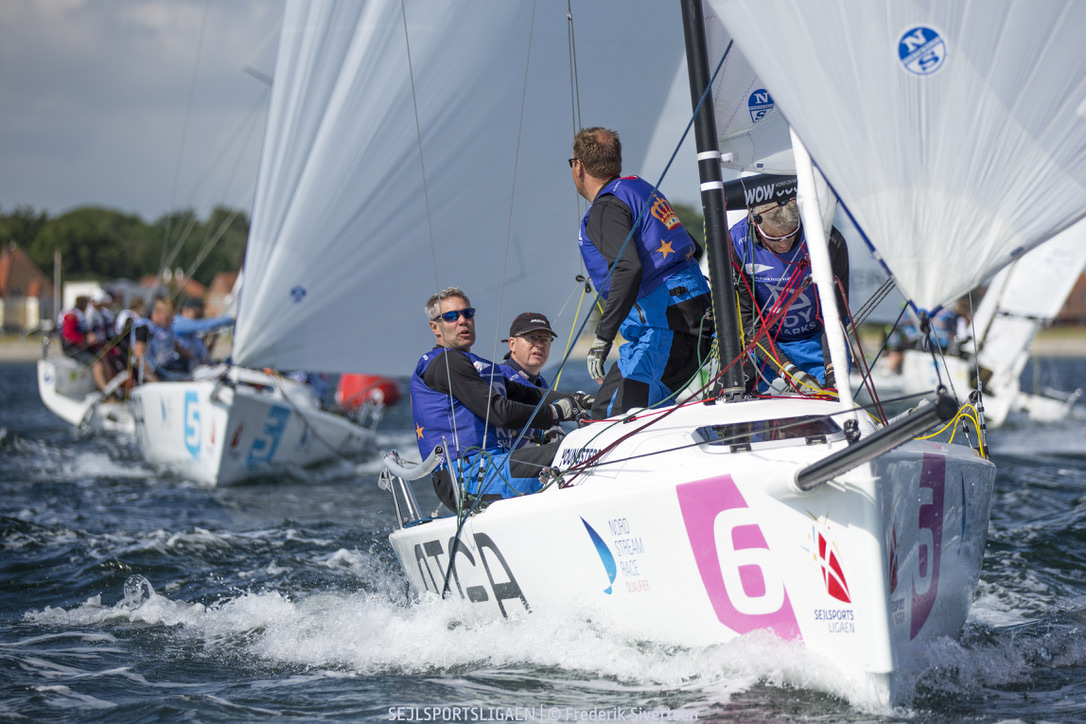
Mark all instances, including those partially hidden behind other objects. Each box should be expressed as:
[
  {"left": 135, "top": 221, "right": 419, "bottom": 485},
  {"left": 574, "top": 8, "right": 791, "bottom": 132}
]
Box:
[
  {"left": 570, "top": 127, "right": 713, "bottom": 418},
  {"left": 730, "top": 196, "right": 849, "bottom": 394},
  {"left": 411, "top": 288, "right": 584, "bottom": 511}
]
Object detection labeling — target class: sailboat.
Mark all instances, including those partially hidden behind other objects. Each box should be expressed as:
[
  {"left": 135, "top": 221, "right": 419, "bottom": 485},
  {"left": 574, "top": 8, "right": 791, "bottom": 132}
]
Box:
[
  {"left": 878, "top": 223, "right": 1086, "bottom": 427},
  {"left": 36, "top": 346, "right": 135, "bottom": 434},
  {"left": 234, "top": 0, "right": 1086, "bottom": 705}
]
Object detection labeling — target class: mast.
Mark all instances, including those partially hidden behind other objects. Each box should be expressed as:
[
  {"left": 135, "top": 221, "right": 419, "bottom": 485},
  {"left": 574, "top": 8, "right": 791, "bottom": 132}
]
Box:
[{"left": 680, "top": 0, "right": 745, "bottom": 400}]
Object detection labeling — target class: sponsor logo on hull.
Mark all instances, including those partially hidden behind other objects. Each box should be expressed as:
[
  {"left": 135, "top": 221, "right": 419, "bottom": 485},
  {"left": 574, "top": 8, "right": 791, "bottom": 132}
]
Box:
[
  {"left": 412, "top": 533, "right": 529, "bottom": 617},
  {"left": 581, "top": 516, "right": 650, "bottom": 595}
]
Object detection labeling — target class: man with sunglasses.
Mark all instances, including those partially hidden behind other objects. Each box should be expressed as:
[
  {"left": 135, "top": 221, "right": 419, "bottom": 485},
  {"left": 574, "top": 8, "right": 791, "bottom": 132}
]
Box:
[
  {"left": 570, "top": 126, "right": 713, "bottom": 419},
  {"left": 730, "top": 195, "right": 850, "bottom": 395},
  {"left": 411, "top": 288, "right": 585, "bottom": 510}
]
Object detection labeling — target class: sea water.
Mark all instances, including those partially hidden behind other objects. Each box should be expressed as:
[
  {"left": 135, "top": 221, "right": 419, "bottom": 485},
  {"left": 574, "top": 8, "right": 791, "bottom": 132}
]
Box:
[{"left": 2, "top": 358, "right": 1085, "bottom": 722}]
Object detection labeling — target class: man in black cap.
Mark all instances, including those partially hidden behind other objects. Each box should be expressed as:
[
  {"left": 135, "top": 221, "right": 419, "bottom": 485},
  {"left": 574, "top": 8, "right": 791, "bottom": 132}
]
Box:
[{"left": 500, "top": 312, "right": 557, "bottom": 388}]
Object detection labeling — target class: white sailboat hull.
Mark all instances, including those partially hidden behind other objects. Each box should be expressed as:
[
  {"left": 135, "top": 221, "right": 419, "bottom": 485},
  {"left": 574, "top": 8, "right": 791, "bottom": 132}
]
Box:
[
  {"left": 37, "top": 356, "right": 134, "bottom": 435},
  {"left": 131, "top": 366, "right": 374, "bottom": 486},
  {"left": 388, "top": 399, "right": 994, "bottom": 701}
]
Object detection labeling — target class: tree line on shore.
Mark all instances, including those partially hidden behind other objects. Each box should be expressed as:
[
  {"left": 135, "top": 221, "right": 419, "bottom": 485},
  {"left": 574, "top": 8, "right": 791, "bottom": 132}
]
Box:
[
  {"left": 0, "top": 201, "right": 705, "bottom": 290},
  {"left": 0, "top": 204, "right": 249, "bottom": 288}
]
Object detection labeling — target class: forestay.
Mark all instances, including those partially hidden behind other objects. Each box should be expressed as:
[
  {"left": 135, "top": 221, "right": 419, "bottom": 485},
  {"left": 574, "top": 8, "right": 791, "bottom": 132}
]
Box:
[
  {"left": 232, "top": 0, "right": 681, "bottom": 375},
  {"left": 711, "top": 0, "right": 1086, "bottom": 312}
]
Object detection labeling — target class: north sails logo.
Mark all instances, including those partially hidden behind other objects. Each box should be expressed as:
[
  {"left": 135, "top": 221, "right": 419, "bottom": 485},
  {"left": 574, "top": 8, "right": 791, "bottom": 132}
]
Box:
[
  {"left": 899, "top": 26, "right": 946, "bottom": 75},
  {"left": 747, "top": 88, "right": 774, "bottom": 123}
]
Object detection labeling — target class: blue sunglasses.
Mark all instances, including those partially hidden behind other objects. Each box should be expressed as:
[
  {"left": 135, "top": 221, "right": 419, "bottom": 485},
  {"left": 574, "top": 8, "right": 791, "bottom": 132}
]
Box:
[{"left": 433, "top": 307, "right": 476, "bottom": 323}]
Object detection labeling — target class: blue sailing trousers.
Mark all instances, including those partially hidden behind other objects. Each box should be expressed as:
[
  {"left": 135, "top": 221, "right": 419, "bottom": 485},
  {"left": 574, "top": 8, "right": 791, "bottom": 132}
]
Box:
[
  {"left": 456, "top": 450, "right": 543, "bottom": 499},
  {"left": 597, "top": 264, "right": 712, "bottom": 417}
]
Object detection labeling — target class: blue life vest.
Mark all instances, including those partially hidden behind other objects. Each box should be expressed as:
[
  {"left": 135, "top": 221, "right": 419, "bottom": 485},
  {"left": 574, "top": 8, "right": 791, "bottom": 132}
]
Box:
[
  {"left": 144, "top": 320, "right": 181, "bottom": 369},
  {"left": 498, "top": 363, "right": 548, "bottom": 390},
  {"left": 578, "top": 176, "right": 698, "bottom": 300},
  {"left": 411, "top": 348, "right": 510, "bottom": 462},
  {"left": 928, "top": 307, "right": 957, "bottom": 350},
  {"left": 730, "top": 217, "right": 822, "bottom": 342}
]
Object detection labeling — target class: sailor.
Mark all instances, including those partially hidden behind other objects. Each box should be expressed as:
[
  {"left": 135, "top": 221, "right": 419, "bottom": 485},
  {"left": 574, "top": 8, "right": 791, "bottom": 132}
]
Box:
[
  {"left": 729, "top": 196, "right": 850, "bottom": 393},
  {"left": 498, "top": 311, "right": 577, "bottom": 446},
  {"left": 172, "top": 297, "right": 233, "bottom": 371},
  {"left": 570, "top": 127, "right": 713, "bottom": 418},
  {"left": 499, "top": 311, "right": 557, "bottom": 388},
  {"left": 133, "top": 297, "right": 195, "bottom": 382},
  {"left": 411, "top": 287, "right": 586, "bottom": 510},
  {"left": 87, "top": 289, "right": 115, "bottom": 341},
  {"left": 58, "top": 295, "right": 111, "bottom": 393}
]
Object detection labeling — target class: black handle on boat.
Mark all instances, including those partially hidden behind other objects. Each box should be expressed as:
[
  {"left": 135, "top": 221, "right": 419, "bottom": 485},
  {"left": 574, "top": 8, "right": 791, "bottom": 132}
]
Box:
[{"left": 794, "top": 393, "right": 958, "bottom": 492}]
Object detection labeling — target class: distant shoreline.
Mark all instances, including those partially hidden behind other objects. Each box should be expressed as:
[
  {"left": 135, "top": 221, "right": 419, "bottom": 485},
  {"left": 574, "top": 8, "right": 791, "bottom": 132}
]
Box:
[{"left": 4, "top": 327, "right": 1086, "bottom": 364}]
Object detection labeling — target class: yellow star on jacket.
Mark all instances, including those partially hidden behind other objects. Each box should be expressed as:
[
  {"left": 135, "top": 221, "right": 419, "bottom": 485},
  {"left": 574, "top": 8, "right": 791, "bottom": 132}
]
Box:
[
  {"left": 415, "top": 423, "right": 424, "bottom": 439},
  {"left": 656, "top": 239, "right": 675, "bottom": 259}
]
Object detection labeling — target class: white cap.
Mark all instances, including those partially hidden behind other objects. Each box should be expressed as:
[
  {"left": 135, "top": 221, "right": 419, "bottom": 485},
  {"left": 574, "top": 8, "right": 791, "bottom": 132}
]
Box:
[{"left": 91, "top": 289, "right": 112, "bottom": 303}]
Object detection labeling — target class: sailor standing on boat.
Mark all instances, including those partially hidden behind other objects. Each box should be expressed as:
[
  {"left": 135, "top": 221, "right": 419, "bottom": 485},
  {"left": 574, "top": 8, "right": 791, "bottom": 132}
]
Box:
[
  {"left": 570, "top": 127, "right": 713, "bottom": 418},
  {"left": 411, "top": 288, "right": 585, "bottom": 509},
  {"left": 730, "top": 196, "right": 849, "bottom": 394}
]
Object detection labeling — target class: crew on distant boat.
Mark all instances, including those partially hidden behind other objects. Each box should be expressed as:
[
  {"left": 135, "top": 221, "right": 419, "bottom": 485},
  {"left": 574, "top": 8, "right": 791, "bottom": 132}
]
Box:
[
  {"left": 411, "top": 287, "right": 586, "bottom": 510},
  {"left": 499, "top": 311, "right": 574, "bottom": 446},
  {"left": 569, "top": 127, "right": 713, "bottom": 418},
  {"left": 87, "top": 289, "right": 116, "bottom": 341},
  {"left": 172, "top": 297, "right": 233, "bottom": 372},
  {"left": 58, "top": 295, "right": 112, "bottom": 393},
  {"left": 730, "top": 196, "right": 850, "bottom": 394},
  {"left": 112, "top": 297, "right": 147, "bottom": 373},
  {"left": 884, "top": 297, "right": 971, "bottom": 375},
  {"left": 133, "top": 298, "right": 195, "bottom": 382}
]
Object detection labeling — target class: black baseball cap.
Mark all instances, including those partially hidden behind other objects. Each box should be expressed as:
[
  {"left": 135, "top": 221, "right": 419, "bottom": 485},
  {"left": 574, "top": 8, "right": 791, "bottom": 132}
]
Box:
[{"left": 502, "top": 312, "right": 557, "bottom": 341}]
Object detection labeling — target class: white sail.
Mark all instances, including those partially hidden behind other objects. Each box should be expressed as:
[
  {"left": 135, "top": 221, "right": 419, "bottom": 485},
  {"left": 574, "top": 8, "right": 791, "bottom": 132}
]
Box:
[
  {"left": 702, "top": 3, "right": 793, "bottom": 174},
  {"left": 233, "top": 0, "right": 682, "bottom": 375},
  {"left": 710, "top": 0, "right": 1086, "bottom": 312},
  {"left": 971, "top": 220, "right": 1086, "bottom": 410}
]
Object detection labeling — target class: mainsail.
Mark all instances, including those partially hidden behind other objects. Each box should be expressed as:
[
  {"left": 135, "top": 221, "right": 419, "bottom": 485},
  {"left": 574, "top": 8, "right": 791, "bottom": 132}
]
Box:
[
  {"left": 232, "top": 0, "right": 682, "bottom": 375},
  {"left": 711, "top": 0, "right": 1086, "bottom": 312}
]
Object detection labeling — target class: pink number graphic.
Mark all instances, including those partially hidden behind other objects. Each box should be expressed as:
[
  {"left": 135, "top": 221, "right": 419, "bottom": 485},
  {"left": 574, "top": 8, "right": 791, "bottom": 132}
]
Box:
[{"left": 677, "top": 475, "right": 801, "bottom": 640}]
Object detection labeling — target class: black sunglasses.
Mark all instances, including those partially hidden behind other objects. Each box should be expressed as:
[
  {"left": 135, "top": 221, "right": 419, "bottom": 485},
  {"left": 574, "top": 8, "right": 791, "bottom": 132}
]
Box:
[
  {"left": 568, "top": 157, "right": 579, "bottom": 168},
  {"left": 433, "top": 308, "right": 476, "bottom": 323}
]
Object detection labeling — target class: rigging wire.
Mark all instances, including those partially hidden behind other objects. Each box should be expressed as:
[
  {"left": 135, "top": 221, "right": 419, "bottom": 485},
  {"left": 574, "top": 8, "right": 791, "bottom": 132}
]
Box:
[
  {"left": 157, "top": 0, "right": 211, "bottom": 289},
  {"left": 398, "top": 0, "right": 465, "bottom": 471}
]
